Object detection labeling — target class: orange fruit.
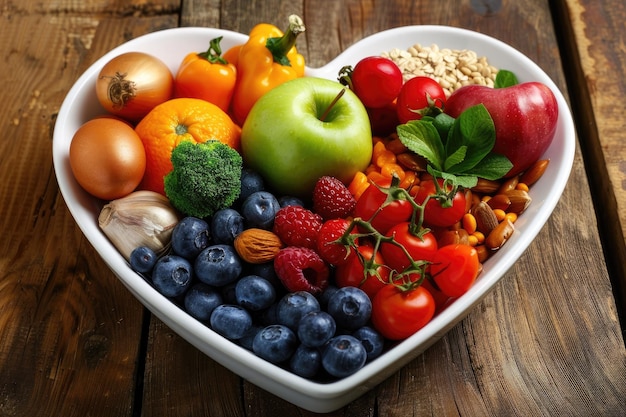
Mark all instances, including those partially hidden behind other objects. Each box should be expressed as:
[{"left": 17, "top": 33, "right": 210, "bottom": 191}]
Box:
[{"left": 135, "top": 97, "right": 241, "bottom": 194}]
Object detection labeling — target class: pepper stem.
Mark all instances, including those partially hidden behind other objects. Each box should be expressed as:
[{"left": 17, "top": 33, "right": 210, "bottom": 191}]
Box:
[
  {"left": 265, "top": 14, "right": 306, "bottom": 66},
  {"left": 198, "top": 36, "right": 228, "bottom": 65}
]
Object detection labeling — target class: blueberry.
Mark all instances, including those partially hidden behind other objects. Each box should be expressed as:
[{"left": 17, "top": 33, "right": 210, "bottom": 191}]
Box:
[
  {"left": 241, "top": 191, "right": 280, "bottom": 229},
  {"left": 235, "top": 275, "right": 276, "bottom": 311},
  {"left": 252, "top": 324, "right": 297, "bottom": 364},
  {"left": 238, "top": 324, "right": 263, "bottom": 351},
  {"left": 352, "top": 326, "right": 384, "bottom": 361},
  {"left": 129, "top": 246, "right": 157, "bottom": 274},
  {"left": 194, "top": 244, "right": 242, "bottom": 287},
  {"left": 239, "top": 168, "right": 265, "bottom": 203},
  {"left": 210, "top": 304, "right": 252, "bottom": 340},
  {"left": 297, "top": 311, "right": 336, "bottom": 348},
  {"left": 278, "top": 195, "right": 304, "bottom": 207},
  {"left": 322, "top": 335, "right": 367, "bottom": 378},
  {"left": 327, "top": 287, "right": 372, "bottom": 330},
  {"left": 220, "top": 282, "right": 238, "bottom": 304},
  {"left": 318, "top": 284, "right": 339, "bottom": 310},
  {"left": 211, "top": 208, "right": 244, "bottom": 245},
  {"left": 248, "top": 262, "right": 281, "bottom": 288},
  {"left": 290, "top": 344, "right": 322, "bottom": 378},
  {"left": 184, "top": 283, "right": 223, "bottom": 322},
  {"left": 171, "top": 217, "right": 211, "bottom": 259},
  {"left": 256, "top": 303, "right": 279, "bottom": 326},
  {"left": 151, "top": 255, "right": 193, "bottom": 298},
  {"left": 276, "top": 291, "right": 321, "bottom": 331}
]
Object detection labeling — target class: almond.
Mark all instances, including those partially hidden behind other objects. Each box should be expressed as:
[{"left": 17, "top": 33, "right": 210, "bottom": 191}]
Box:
[
  {"left": 520, "top": 159, "right": 549, "bottom": 186},
  {"left": 234, "top": 228, "right": 284, "bottom": 264},
  {"left": 396, "top": 152, "right": 428, "bottom": 172},
  {"left": 385, "top": 136, "right": 409, "bottom": 154},
  {"left": 486, "top": 193, "right": 512, "bottom": 211},
  {"left": 437, "top": 229, "right": 470, "bottom": 247},
  {"left": 505, "top": 189, "right": 532, "bottom": 214},
  {"left": 497, "top": 176, "right": 519, "bottom": 194},
  {"left": 472, "top": 201, "right": 499, "bottom": 235},
  {"left": 486, "top": 218, "right": 515, "bottom": 250},
  {"left": 471, "top": 178, "right": 501, "bottom": 194},
  {"left": 474, "top": 244, "right": 491, "bottom": 263}
]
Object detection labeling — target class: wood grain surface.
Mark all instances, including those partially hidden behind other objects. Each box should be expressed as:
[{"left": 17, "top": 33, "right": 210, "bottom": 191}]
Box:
[
  {"left": 557, "top": 0, "right": 626, "bottom": 329},
  {"left": 0, "top": 1, "right": 624, "bottom": 416}
]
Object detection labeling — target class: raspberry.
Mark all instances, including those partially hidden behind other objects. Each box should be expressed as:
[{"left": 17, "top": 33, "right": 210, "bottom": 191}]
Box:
[
  {"left": 273, "top": 205, "right": 323, "bottom": 249},
  {"left": 274, "top": 247, "right": 329, "bottom": 295},
  {"left": 312, "top": 176, "right": 356, "bottom": 220}
]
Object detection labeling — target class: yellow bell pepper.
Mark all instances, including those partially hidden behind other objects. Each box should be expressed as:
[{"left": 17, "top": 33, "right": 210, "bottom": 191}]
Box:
[{"left": 231, "top": 15, "right": 306, "bottom": 125}]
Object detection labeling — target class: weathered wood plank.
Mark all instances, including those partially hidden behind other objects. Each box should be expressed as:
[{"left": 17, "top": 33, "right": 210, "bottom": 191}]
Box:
[
  {"left": 3, "top": 0, "right": 180, "bottom": 14},
  {"left": 141, "top": 320, "right": 246, "bottom": 417},
  {"left": 0, "top": 13, "right": 148, "bottom": 417},
  {"left": 558, "top": 0, "right": 626, "bottom": 331}
]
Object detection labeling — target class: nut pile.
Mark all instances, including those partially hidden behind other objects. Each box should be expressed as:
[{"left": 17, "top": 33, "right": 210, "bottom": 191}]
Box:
[{"left": 381, "top": 43, "right": 498, "bottom": 96}]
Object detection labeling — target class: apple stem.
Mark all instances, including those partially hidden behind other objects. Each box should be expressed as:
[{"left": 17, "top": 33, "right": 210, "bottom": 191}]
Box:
[{"left": 320, "top": 88, "right": 346, "bottom": 122}]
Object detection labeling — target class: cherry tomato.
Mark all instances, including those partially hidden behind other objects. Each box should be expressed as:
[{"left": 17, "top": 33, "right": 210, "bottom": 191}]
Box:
[
  {"left": 334, "top": 244, "right": 390, "bottom": 299},
  {"left": 353, "top": 180, "right": 414, "bottom": 234},
  {"left": 414, "top": 179, "right": 467, "bottom": 228},
  {"left": 350, "top": 56, "right": 403, "bottom": 108},
  {"left": 380, "top": 222, "right": 438, "bottom": 272},
  {"left": 419, "top": 278, "right": 452, "bottom": 314},
  {"left": 69, "top": 117, "right": 146, "bottom": 200},
  {"left": 371, "top": 283, "right": 435, "bottom": 340},
  {"left": 396, "top": 76, "right": 446, "bottom": 124},
  {"left": 429, "top": 244, "right": 480, "bottom": 298}
]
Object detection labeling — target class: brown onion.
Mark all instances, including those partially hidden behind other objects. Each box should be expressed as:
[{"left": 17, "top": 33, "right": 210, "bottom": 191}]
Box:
[{"left": 96, "top": 52, "right": 174, "bottom": 122}]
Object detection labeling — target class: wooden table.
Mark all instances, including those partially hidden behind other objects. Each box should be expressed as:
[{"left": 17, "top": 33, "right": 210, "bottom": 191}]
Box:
[{"left": 1, "top": 1, "right": 625, "bottom": 415}]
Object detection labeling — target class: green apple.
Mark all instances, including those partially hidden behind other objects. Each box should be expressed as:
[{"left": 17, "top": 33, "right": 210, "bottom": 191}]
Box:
[{"left": 241, "top": 77, "right": 373, "bottom": 198}]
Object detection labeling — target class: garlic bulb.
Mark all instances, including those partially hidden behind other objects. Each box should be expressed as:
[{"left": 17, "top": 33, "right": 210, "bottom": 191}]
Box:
[{"left": 98, "top": 190, "right": 180, "bottom": 260}]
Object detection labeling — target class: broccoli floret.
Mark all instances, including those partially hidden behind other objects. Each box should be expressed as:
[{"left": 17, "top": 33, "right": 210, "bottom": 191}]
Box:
[{"left": 164, "top": 140, "right": 243, "bottom": 218}]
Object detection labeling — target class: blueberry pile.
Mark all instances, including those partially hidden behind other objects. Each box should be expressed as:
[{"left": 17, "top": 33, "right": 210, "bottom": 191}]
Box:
[{"left": 129, "top": 169, "right": 385, "bottom": 381}]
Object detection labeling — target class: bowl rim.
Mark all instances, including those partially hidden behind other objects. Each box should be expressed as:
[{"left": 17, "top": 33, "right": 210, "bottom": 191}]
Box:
[{"left": 52, "top": 24, "right": 576, "bottom": 412}]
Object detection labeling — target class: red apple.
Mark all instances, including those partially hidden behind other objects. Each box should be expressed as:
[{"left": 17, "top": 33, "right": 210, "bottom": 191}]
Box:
[{"left": 444, "top": 82, "right": 558, "bottom": 177}]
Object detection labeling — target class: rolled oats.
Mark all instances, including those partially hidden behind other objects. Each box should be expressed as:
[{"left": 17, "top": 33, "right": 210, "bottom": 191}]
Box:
[{"left": 382, "top": 43, "right": 498, "bottom": 96}]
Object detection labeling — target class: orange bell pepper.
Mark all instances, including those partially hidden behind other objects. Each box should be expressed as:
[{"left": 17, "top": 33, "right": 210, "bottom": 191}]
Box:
[
  {"left": 223, "top": 44, "right": 242, "bottom": 68},
  {"left": 231, "top": 15, "right": 306, "bottom": 125},
  {"left": 174, "top": 36, "right": 237, "bottom": 113}
]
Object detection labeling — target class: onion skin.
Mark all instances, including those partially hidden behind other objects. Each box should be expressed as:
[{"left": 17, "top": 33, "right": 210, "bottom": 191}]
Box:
[
  {"left": 96, "top": 52, "right": 174, "bottom": 121},
  {"left": 69, "top": 117, "right": 146, "bottom": 200}
]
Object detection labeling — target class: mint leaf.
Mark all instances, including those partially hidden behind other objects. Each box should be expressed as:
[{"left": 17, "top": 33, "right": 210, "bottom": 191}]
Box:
[
  {"left": 432, "top": 113, "right": 455, "bottom": 143},
  {"left": 494, "top": 69, "right": 518, "bottom": 88},
  {"left": 445, "top": 104, "right": 495, "bottom": 173},
  {"left": 427, "top": 166, "right": 478, "bottom": 189},
  {"left": 443, "top": 145, "right": 467, "bottom": 171},
  {"left": 453, "top": 175, "right": 479, "bottom": 189},
  {"left": 464, "top": 152, "right": 513, "bottom": 180},
  {"left": 396, "top": 121, "right": 445, "bottom": 171},
  {"left": 397, "top": 101, "right": 513, "bottom": 189}
]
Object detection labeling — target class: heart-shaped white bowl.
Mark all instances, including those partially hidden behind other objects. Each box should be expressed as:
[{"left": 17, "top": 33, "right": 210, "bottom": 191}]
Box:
[{"left": 52, "top": 25, "right": 575, "bottom": 413}]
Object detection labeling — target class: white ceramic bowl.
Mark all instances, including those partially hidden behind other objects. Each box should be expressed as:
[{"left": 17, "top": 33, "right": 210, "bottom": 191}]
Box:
[{"left": 52, "top": 25, "right": 575, "bottom": 413}]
